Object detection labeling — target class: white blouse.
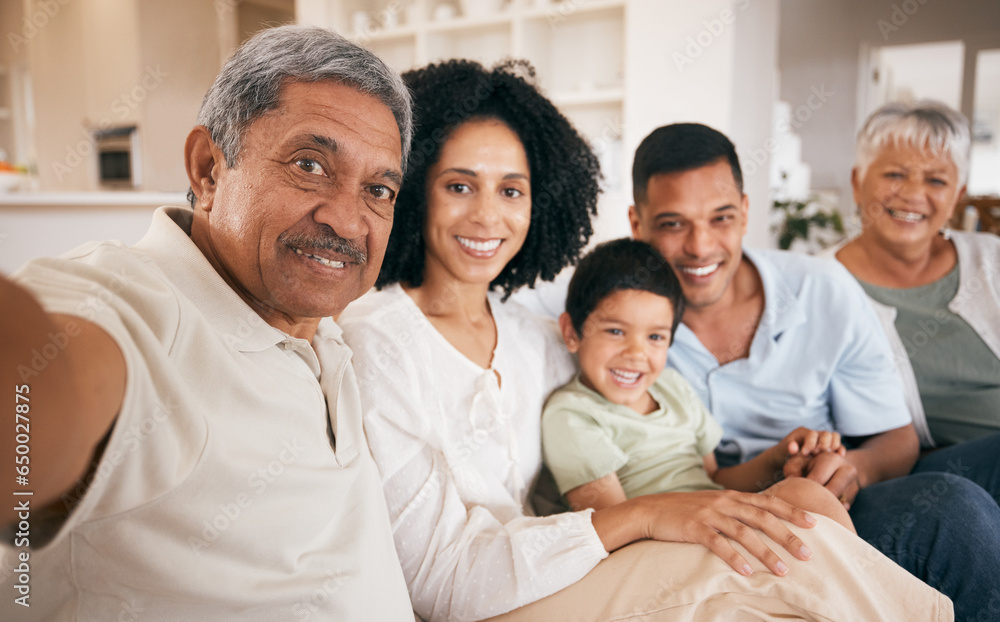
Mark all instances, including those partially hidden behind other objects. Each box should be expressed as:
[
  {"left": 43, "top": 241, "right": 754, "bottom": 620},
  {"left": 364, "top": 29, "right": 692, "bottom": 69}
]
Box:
[{"left": 340, "top": 284, "right": 608, "bottom": 622}]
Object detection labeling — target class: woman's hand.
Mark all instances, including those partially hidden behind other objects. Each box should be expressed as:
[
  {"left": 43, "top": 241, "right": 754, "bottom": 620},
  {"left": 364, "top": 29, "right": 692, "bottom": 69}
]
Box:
[{"left": 592, "top": 490, "right": 816, "bottom": 577}]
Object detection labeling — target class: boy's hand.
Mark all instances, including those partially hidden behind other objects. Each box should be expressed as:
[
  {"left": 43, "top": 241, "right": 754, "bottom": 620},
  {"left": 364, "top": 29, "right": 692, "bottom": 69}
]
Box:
[{"left": 781, "top": 427, "right": 845, "bottom": 460}]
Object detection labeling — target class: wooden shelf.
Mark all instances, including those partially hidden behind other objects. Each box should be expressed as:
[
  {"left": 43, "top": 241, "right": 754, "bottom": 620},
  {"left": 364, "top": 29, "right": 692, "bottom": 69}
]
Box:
[
  {"left": 362, "top": 24, "right": 418, "bottom": 42},
  {"left": 425, "top": 10, "right": 514, "bottom": 33},
  {"left": 520, "top": 0, "right": 624, "bottom": 21}
]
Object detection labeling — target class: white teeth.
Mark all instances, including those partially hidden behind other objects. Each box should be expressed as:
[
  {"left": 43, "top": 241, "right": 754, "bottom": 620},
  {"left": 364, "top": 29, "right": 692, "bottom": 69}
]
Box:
[
  {"left": 293, "top": 247, "right": 345, "bottom": 268},
  {"left": 681, "top": 263, "right": 719, "bottom": 277},
  {"left": 457, "top": 236, "right": 502, "bottom": 252},
  {"left": 610, "top": 369, "right": 641, "bottom": 385},
  {"left": 888, "top": 209, "right": 925, "bottom": 223}
]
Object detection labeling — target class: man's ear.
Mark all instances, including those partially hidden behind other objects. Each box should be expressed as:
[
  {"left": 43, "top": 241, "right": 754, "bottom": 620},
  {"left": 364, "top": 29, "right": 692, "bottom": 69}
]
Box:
[
  {"left": 628, "top": 204, "right": 641, "bottom": 239},
  {"left": 185, "top": 126, "right": 222, "bottom": 211},
  {"left": 558, "top": 312, "right": 581, "bottom": 353},
  {"left": 739, "top": 192, "right": 750, "bottom": 236}
]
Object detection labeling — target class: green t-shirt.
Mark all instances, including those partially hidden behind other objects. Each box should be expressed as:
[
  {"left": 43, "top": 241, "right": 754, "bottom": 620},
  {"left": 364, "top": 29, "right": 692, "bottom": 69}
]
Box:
[
  {"left": 541, "top": 368, "right": 723, "bottom": 498},
  {"left": 858, "top": 265, "right": 1000, "bottom": 445}
]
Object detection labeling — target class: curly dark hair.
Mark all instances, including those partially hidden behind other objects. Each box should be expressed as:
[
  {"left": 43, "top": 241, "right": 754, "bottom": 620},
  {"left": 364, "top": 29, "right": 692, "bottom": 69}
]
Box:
[{"left": 375, "top": 59, "right": 601, "bottom": 299}]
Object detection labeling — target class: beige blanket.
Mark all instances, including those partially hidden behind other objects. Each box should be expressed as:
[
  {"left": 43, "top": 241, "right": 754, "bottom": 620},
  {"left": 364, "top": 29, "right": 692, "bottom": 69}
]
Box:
[{"left": 485, "top": 515, "right": 951, "bottom": 622}]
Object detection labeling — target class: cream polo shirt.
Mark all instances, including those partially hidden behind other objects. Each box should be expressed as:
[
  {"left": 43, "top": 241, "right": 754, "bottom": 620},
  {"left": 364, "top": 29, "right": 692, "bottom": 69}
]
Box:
[{"left": 1, "top": 206, "right": 413, "bottom": 621}]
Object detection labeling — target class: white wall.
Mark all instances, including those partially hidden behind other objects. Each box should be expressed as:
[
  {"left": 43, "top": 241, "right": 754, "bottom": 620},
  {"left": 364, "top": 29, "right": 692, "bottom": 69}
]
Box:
[
  {"left": 968, "top": 48, "right": 1000, "bottom": 196},
  {"left": 512, "top": 0, "right": 780, "bottom": 315},
  {"left": 623, "top": 0, "right": 778, "bottom": 250},
  {"left": 728, "top": 0, "right": 779, "bottom": 250},
  {"left": 778, "top": 0, "right": 1000, "bottom": 215},
  {"left": 877, "top": 41, "right": 965, "bottom": 109}
]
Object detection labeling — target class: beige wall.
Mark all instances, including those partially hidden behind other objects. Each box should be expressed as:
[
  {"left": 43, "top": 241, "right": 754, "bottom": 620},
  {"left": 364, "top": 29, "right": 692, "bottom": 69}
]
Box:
[
  {"left": 30, "top": 0, "right": 92, "bottom": 190},
  {"left": 135, "top": 0, "right": 223, "bottom": 193},
  {"left": 0, "top": 1, "right": 26, "bottom": 164},
  {"left": 27, "top": 0, "right": 223, "bottom": 192}
]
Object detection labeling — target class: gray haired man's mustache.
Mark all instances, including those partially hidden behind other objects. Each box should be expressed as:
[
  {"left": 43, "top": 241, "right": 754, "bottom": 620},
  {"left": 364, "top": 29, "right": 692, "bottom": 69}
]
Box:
[{"left": 279, "top": 232, "right": 368, "bottom": 264}]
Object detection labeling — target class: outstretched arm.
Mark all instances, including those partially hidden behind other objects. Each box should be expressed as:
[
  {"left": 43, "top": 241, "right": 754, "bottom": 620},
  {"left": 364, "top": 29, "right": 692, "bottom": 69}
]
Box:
[
  {"left": 784, "top": 424, "right": 919, "bottom": 508},
  {"left": 1, "top": 275, "right": 125, "bottom": 524},
  {"left": 711, "top": 427, "right": 845, "bottom": 493}
]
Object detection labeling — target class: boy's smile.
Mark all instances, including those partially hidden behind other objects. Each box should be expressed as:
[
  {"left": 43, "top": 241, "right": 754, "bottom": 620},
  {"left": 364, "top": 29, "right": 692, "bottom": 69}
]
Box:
[{"left": 560, "top": 289, "right": 675, "bottom": 415}]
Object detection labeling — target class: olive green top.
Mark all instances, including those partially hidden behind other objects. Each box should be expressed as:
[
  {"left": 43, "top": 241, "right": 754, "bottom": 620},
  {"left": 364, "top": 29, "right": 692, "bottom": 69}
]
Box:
[{"left": 859, "top": 265, "right": 1000, "bottom": 445}]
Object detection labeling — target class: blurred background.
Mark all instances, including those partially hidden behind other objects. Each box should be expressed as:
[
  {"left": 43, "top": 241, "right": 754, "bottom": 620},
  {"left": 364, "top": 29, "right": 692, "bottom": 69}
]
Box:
[{"left": 0, "top": 0, "right": 997, "bottom": 276}]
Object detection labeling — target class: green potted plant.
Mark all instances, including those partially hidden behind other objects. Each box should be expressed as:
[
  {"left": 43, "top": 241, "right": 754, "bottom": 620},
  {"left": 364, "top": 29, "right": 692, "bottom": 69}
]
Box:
[{"left": 771, "top": 195, "right": 846, "bottom": 252}]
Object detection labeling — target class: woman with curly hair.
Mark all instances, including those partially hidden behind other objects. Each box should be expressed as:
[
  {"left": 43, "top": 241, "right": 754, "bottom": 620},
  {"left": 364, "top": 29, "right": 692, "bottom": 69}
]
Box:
[{"left": 338, "top": 60, "right": 948, "bottom": 622}]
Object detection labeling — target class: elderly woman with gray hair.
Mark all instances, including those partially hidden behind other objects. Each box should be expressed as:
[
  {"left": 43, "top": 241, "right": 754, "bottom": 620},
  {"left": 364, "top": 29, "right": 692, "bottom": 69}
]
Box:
[{"left": 834, "top": 100, "right": 1000, "bottom": 507}]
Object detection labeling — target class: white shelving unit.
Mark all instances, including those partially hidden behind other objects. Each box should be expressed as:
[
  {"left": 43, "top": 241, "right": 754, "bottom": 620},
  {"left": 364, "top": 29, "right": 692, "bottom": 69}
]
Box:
[
  {"left": 299, "top": 0, "right": 633, "bottom": 313},
  {"left": 308, "top": 0, "right": 628, "bottom": 198},
  {"left": 298, "top": 0, "right": 786, "bottom": 306}
]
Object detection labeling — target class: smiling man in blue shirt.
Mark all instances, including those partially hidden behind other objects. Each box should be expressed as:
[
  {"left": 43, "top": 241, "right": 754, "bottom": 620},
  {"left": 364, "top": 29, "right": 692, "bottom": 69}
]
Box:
[{"left": 627, "top": 122, "right": 1000, "bottom": 621}]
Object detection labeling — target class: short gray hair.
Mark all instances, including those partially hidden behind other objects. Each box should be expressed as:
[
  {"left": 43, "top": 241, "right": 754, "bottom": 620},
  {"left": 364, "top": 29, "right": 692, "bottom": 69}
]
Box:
[
  {"left": 855, "top": 100, "right": 970, "bottom": 186},
  {"left": 188, "top": 25, "right": 412, "bottom": 206}
]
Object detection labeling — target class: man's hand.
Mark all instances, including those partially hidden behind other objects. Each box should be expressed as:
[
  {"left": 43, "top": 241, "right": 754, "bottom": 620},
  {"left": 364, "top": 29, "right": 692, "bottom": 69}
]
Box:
[
  {"left": 784, "top": 452, "right": 860, "bottom": 509},
  {"left": 781, "top": 427, "right": 845, "bottom": 459},
  {"left": 783, "top": 425, "right": 919, "bottom": 510},
  {"left": 592, "top": 489, "right": 817, "bottom": 578}
]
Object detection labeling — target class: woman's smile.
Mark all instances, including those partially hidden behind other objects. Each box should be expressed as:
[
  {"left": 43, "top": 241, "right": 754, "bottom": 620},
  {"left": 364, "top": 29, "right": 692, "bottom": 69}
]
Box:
[
  {"left": 422, "top": 119, "right": 532, "bottom": 287},
  {"left": 456, "top": 235, "right": 504, "bottom": 256}
]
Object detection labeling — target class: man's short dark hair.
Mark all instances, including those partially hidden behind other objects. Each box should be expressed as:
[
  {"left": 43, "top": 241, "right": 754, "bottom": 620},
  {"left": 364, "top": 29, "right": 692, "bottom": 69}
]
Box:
[
  {"left": 631, "top": 123, "right": 743, "bottom": 206},
  {"left": 565, "top": 238, "right": 685, "bottom": 340}
]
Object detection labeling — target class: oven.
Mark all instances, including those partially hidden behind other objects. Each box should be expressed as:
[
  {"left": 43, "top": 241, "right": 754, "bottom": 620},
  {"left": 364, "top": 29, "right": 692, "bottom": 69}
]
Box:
[{"left": 95, "top": 126, "right": 139, "bottom": 189}]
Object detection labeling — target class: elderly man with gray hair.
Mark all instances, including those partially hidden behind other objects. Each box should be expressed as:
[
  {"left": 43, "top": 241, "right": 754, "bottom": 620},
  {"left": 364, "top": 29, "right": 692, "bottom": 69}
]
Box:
[{"left": 0, "top": 26, "right": 414, "bottom": 620}]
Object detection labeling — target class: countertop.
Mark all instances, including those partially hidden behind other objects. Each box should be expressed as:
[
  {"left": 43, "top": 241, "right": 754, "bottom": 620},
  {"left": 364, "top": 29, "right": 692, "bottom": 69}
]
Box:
[{"left": 0, "top": 191, "right": 188, "bottom": 207}]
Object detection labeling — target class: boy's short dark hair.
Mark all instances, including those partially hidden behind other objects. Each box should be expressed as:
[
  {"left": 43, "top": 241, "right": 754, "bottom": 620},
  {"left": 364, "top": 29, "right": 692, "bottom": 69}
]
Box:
[
  {"left": 631, "top": 123, "right": 743, "bottom": 207},
  {"left": 565, "top": 238, "right": 685, "bottom": 339}
]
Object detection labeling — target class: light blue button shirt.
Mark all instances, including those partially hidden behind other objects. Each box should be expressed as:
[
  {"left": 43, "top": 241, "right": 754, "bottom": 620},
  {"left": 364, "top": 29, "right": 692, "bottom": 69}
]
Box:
[{"left": 667, "top": 247, "right": 912, "bottom": 465}]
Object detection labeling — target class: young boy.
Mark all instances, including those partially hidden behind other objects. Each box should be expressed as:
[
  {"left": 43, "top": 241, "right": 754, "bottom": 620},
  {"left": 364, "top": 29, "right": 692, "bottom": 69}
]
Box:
[{"left": 542, "top": 239, "right": 854, "bottom": 531}]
